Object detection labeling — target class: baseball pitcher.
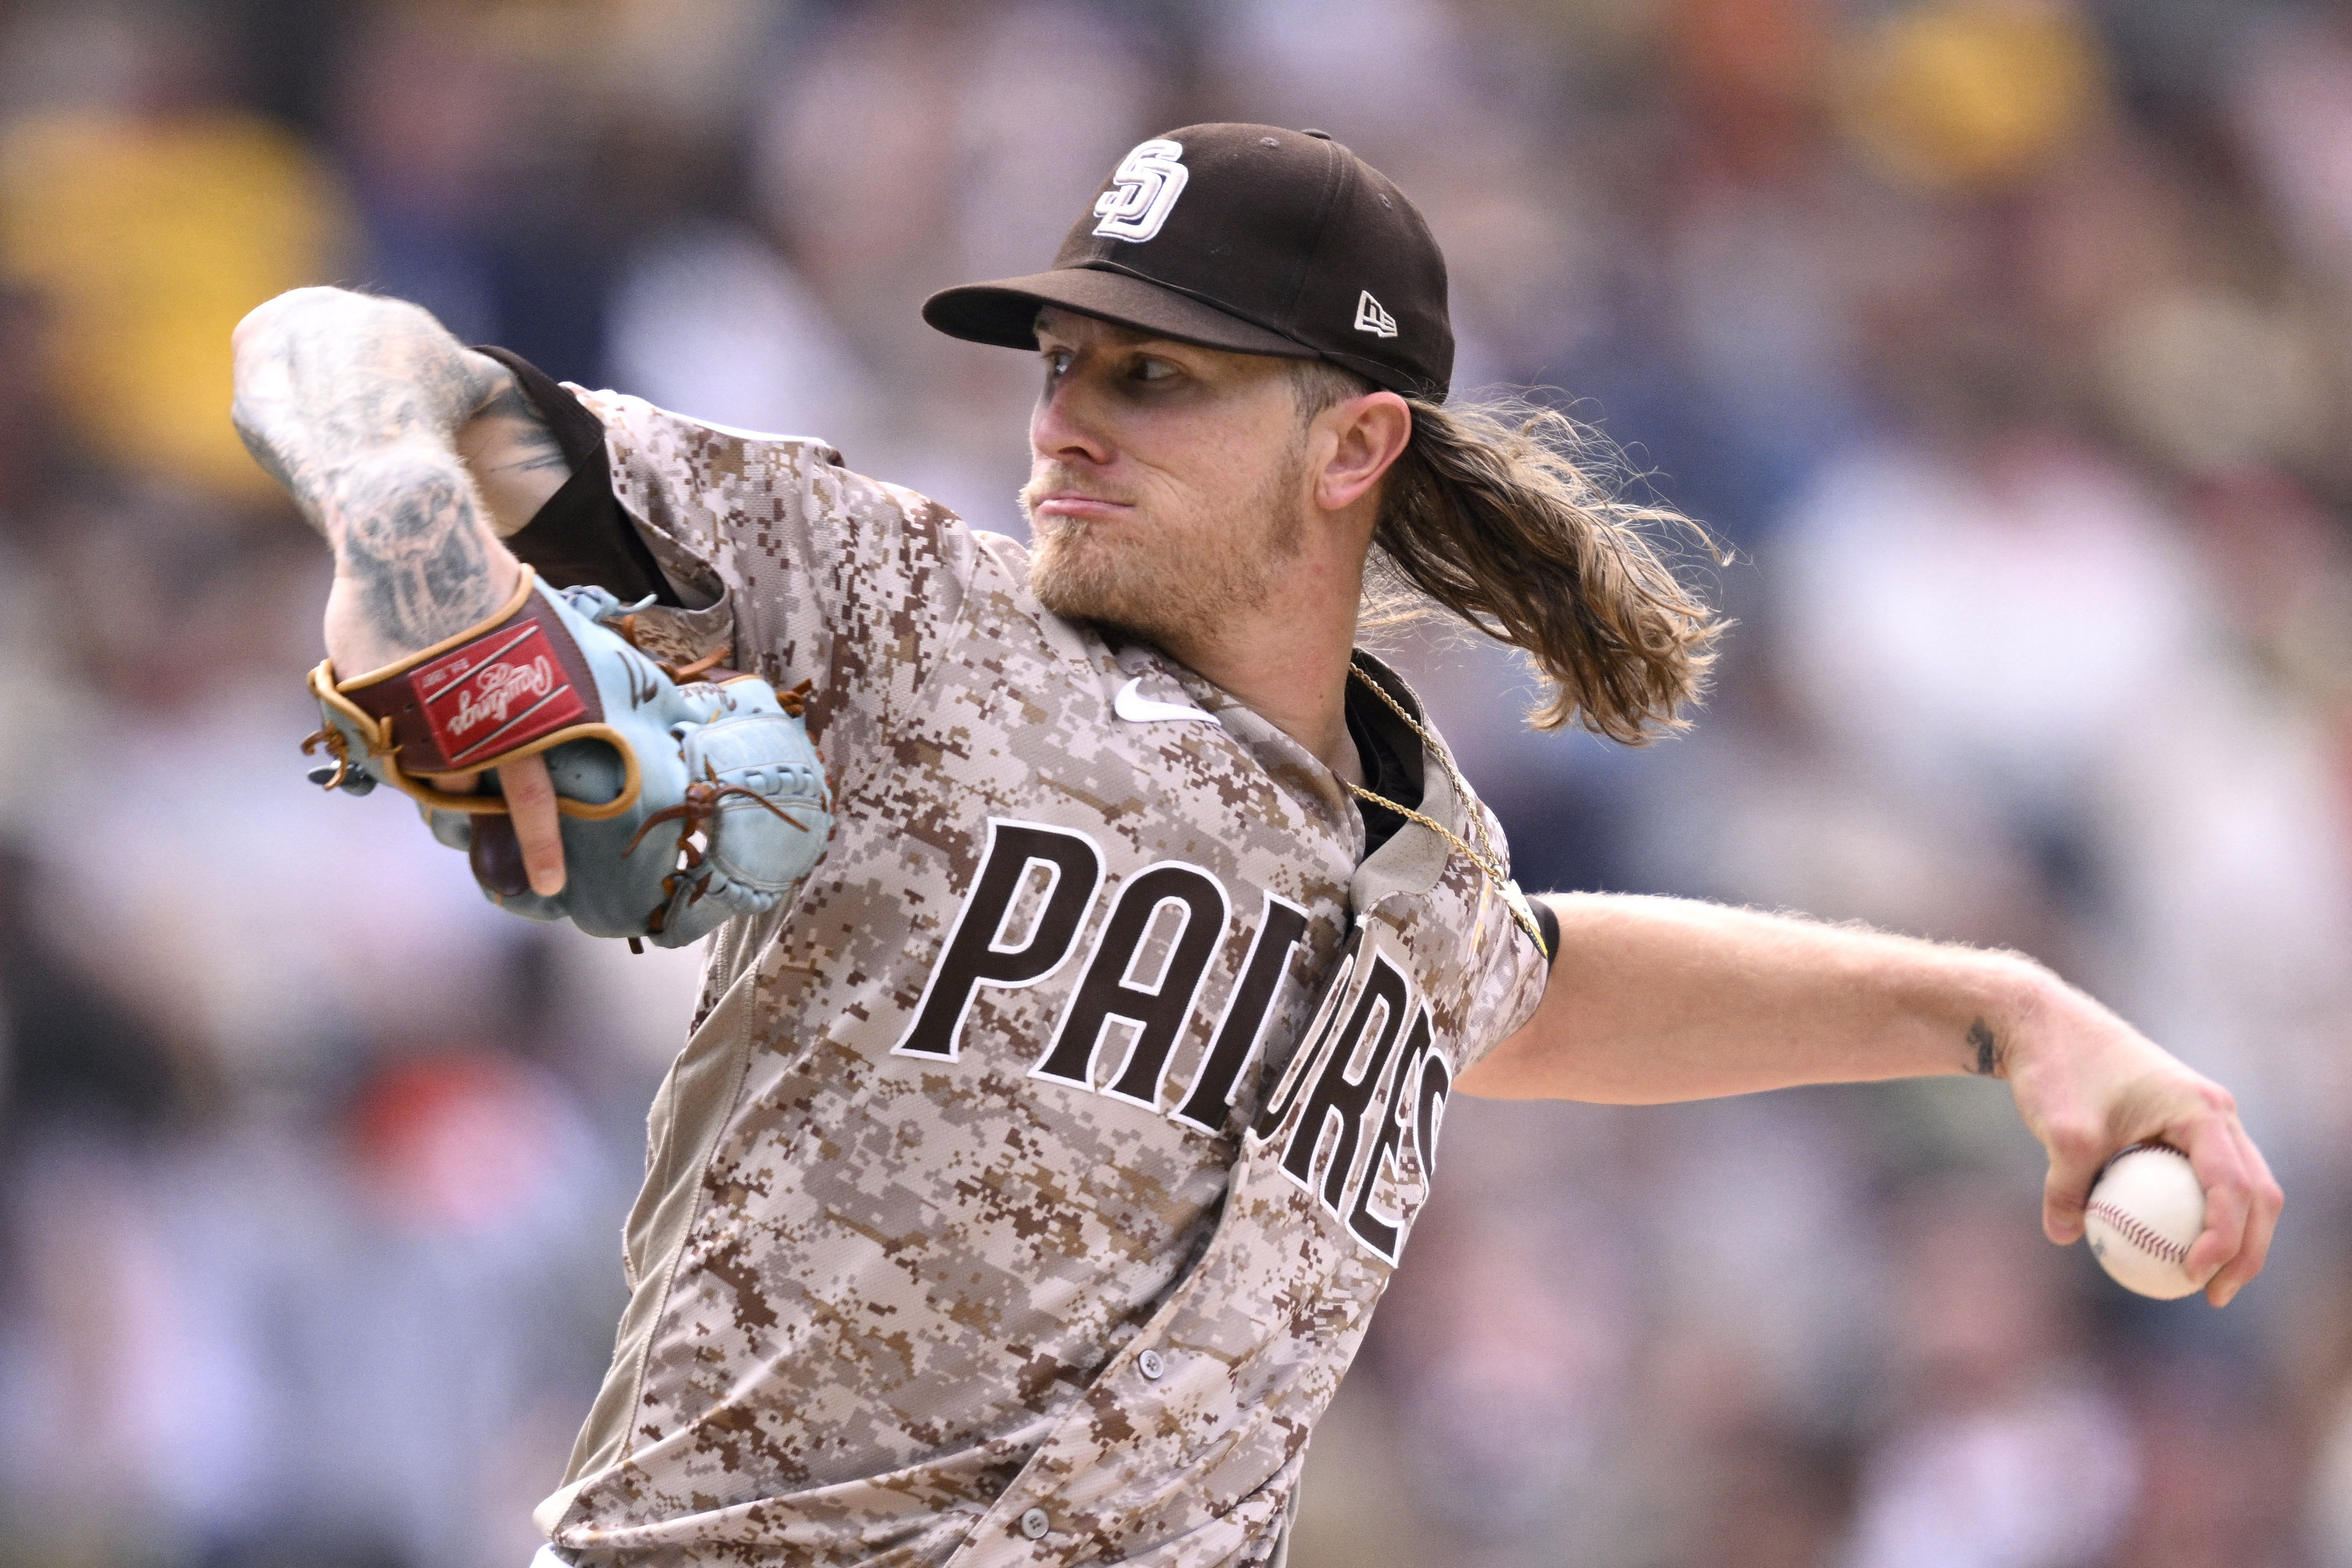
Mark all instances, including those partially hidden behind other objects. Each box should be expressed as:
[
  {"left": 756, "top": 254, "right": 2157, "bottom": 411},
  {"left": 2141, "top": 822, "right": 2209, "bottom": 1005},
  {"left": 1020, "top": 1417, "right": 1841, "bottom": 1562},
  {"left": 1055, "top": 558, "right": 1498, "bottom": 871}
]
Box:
[{"left": 230, "top": 124, "right": 2279, "bottom": 1567}]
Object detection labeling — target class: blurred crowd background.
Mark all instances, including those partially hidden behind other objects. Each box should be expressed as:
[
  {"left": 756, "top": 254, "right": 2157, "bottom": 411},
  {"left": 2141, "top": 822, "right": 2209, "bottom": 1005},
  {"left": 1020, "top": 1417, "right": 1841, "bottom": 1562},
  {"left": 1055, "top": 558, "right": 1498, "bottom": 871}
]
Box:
[{"left": 0, "top": 0, "right": 2347, "bottom": 1564}]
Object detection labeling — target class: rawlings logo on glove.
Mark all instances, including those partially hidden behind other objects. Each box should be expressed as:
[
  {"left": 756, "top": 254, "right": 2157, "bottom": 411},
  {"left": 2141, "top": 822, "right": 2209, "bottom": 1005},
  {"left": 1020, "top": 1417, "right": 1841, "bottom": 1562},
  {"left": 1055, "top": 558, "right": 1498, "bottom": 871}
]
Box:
[
  {"left": 302, "top": 569, "right": 834, "bottom": 948},
  {"left": 425, "top": 629, "right": 578, "bottom": 761}
]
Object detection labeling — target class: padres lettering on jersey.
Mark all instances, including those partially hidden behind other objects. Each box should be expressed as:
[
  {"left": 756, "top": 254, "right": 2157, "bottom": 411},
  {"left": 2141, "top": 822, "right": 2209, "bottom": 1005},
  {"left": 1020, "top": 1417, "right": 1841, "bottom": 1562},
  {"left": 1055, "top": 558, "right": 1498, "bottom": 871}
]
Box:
[{"left": 528, "top": 390, "right": 1548, "bottom": 1568}]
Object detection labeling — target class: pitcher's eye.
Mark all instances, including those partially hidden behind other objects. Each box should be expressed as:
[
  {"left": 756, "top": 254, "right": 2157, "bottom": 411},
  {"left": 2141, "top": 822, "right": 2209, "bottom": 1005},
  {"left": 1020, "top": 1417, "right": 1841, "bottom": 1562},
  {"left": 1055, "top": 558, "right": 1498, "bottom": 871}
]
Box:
[
  {"left": 1041, "top": 348, "right": 1073, "bottom": 381},
  {"left": 1130, "top": 356, "right": 1177, "bottom": 382}
]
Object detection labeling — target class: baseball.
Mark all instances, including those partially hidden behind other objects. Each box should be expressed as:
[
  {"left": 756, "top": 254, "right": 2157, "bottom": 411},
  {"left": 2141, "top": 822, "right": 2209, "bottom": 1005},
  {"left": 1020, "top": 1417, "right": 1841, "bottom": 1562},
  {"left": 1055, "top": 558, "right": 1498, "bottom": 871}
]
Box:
[{"left": 2084, "top": 1144, "right": 2207, "bottom": 1299}]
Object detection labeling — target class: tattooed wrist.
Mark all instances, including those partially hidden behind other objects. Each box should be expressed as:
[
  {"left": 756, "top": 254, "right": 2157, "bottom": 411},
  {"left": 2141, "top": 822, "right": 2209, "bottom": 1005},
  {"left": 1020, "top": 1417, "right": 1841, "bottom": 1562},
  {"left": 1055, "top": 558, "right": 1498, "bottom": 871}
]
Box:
[
  {"left": 325, "top": 449, "right": 508, "bottom": 648},
  {"left": 1966, "top": 1017, "right": 2006, "bottom": 1078}
]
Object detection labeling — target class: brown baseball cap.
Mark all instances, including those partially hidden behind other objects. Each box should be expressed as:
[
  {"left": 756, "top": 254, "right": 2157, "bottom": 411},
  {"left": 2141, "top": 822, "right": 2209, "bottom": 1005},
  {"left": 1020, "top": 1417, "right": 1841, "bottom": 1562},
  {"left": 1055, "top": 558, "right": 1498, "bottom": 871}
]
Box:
[{"left": 923, "top": 123, "right": 1454, "bottom": 400}]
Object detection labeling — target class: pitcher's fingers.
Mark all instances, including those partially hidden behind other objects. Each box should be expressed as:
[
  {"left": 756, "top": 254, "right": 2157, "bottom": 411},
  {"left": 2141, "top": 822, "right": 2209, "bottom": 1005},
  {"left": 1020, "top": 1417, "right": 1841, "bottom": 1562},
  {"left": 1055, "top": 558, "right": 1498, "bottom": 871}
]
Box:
[
  {"left": 2039, "top": 1116, "right": 2105, "bottom": 1245},
  {"left": 499, "top": 753, "right": 566, "bottom": 895},
  {"left": 2203, "top": 1121, "right": 2283, "bottom": 1307},
  {"left": 2177, "top": 1104, "right": 2258, "bottom": 1295}
]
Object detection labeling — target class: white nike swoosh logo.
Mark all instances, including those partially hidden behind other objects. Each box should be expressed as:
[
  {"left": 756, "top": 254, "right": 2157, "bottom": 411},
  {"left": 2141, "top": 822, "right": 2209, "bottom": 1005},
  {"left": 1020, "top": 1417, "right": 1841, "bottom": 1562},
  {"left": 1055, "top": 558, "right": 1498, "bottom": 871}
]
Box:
[{"left": 1114, "top": 675, "right": 1216, "bottom": 724}]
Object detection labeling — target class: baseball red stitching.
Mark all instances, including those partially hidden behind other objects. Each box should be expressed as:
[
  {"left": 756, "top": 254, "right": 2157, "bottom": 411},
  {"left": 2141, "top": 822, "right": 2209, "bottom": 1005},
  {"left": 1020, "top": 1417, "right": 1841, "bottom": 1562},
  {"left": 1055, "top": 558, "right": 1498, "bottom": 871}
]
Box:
[{"left": 2088, "top": 1200, "right": 2189, "bottom": 1266}]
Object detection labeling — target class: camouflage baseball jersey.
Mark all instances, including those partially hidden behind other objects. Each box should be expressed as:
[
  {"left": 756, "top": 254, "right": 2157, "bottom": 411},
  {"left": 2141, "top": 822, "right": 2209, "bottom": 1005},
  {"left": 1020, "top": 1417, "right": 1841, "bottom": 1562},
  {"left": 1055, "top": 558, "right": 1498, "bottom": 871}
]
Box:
[{"left": 529, "top": 389, "right": 1551, "bottom": 1567}]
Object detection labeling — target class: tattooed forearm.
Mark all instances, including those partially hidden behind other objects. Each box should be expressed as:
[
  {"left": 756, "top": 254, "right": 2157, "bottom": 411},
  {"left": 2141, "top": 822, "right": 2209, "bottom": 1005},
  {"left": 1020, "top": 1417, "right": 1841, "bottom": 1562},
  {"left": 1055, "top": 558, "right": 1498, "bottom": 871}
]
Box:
[
  {"left": 1966, "top": 1017, "right": 2005, "bottom": 1077},
  {"left": 234, "top": 419, "right": 297, "bottom": 493},
  {"left": 232, "top": 288, "right": 526, "bottom": 664},
  {"left": 232, "top": 289, "right": 501, "bottom": 520},
  {"left": 456, "top": 376, "right": 577, "bottom": 535},
  {"left": 468, "top": 381, "right": 570, "bottom": 474},
  {"left": 332, "top": 458, "right": 507, "bottom": 648}
]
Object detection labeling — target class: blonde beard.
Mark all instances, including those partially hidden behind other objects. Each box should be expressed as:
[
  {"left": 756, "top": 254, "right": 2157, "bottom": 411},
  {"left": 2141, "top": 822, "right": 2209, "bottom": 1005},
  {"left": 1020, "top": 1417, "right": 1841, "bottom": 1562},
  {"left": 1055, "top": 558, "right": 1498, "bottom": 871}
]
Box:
[{"left": 1021, "top": 453, "right": 1305, "bottom": 653}]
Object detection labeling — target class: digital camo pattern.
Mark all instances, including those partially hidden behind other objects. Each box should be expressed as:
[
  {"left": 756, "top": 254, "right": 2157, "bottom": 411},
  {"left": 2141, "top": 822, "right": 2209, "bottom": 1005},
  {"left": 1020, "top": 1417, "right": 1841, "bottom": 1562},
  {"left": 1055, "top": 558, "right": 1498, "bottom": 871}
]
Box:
[{"left": 535, "top": 390, "right": 1551, "bottom": 1567}]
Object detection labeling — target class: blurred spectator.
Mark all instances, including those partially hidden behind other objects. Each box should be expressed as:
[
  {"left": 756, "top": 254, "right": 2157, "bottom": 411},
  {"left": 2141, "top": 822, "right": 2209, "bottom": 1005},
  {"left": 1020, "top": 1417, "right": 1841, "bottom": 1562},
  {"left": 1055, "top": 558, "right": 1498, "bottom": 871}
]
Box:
[
  {"left": 0, "top": 4, "right": 351, "bottom": 498},
  {"left": 330, "top": 2, "right": 668, "bottom": 383},
  {"left": 1774, "top": 435, "right": 2201, "bottom": 825},
  {"left": 2109, "top": 1354, "right": 2299, "bottom": 1568},
  {"left": 0, "top": 842, "right": 188, "bottom": 1139},
  {"left": 1833, "top": 0, "right": 2109, "bottom": 193},
  {"left": 1837, "top": 1183, "right": 2137, "bottom": 1568},
  {"left": 2229, "top": 4, "right": 2352, "bottom": 292}
]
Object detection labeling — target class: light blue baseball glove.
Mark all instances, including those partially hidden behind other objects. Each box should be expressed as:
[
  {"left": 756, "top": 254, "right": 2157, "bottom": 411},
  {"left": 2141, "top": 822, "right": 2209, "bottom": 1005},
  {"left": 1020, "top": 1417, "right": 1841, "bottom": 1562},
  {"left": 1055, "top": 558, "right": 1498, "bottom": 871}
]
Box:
[{"left": 303, "top": 570, "right": 832, "bottom": 948}]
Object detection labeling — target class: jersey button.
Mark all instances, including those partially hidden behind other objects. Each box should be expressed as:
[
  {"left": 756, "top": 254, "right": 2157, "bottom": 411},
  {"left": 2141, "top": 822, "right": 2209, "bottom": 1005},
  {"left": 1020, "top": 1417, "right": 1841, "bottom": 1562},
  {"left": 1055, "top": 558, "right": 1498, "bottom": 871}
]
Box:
[
  {"left": 1137, "top": 1349, "right": 1166, "bottom": 1380},
  {"left": 1018, "top": 1507, "right": 1051, "bottom": 1540}
]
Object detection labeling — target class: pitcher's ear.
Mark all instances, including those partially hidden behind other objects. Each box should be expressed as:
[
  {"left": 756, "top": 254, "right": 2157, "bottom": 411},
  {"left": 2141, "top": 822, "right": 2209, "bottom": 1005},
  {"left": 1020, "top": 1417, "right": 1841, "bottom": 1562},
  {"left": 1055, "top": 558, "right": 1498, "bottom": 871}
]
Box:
[{"left": 1312, "top": 391, "right": 1413, "bottom": 513}]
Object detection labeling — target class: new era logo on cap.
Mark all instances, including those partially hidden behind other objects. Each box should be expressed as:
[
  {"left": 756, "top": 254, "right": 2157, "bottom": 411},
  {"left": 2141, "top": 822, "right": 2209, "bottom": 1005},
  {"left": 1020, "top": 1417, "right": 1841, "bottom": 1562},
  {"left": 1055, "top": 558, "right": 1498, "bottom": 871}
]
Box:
[{"left": 1354, "top": 290, "right": 1398, "bottom": 338}]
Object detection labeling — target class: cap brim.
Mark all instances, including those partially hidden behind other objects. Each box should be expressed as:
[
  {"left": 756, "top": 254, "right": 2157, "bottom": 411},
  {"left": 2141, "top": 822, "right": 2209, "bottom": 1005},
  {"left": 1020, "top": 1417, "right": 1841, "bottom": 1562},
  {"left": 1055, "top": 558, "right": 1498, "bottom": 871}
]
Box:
[{"left": 922, "top": 266, "right": 1317, "bottom": 360}]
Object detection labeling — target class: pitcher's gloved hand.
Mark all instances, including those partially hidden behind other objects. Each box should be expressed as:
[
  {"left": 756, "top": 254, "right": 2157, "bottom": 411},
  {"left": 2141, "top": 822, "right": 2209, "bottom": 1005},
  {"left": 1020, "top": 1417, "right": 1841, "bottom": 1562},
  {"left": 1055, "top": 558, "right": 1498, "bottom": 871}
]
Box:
[{"left": 303, "top": 568, "right": 832, "bottom": 948}]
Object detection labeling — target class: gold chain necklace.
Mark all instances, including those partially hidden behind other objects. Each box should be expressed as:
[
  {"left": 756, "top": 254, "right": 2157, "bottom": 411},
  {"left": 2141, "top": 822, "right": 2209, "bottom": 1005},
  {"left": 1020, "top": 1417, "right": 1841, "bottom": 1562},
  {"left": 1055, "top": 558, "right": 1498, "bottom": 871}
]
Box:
[{"left": 1341, "top": 664, "right": 1550, "bottom": 957}]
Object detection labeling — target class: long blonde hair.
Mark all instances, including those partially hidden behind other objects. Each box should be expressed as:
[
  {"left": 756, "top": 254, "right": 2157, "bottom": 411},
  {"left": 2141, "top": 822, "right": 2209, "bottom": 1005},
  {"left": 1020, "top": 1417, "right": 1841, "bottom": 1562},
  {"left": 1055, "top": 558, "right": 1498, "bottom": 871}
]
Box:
[{"left": 1298, "top": 365, "right": 1724, "bottom": 743}]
